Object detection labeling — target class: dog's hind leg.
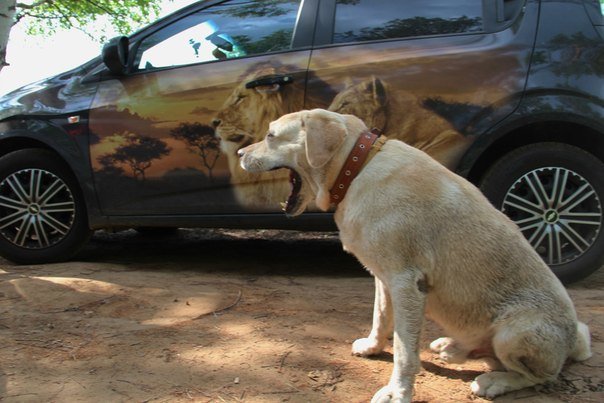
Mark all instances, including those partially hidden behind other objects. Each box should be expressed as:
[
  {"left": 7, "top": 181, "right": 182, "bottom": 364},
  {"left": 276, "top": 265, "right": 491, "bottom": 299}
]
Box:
[
  {"left": 471, "top": 321, "right": 569, "bottom": 399},
  {"left": 353, "top": 277, "right": 393, "bottom": 356},
  {"left": 471, "top": 371, "right": 537, "bottom": 399},
  {"left": 370, "top": 269, "right": 427, "bottom": 403}
]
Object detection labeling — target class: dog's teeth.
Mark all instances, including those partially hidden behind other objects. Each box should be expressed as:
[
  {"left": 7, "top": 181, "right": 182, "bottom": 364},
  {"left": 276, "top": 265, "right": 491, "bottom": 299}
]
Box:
[{"left": 280, "top": 202, "right": 287, "bottom": 211}]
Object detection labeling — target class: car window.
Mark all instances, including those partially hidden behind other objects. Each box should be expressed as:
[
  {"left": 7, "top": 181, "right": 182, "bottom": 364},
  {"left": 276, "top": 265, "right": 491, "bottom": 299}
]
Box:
[
  {"left": 134, "top": 0, "right": 302, "bottom": 71},
  {"left": 333, "top": 0, "right": 483, "bottom": 44}
]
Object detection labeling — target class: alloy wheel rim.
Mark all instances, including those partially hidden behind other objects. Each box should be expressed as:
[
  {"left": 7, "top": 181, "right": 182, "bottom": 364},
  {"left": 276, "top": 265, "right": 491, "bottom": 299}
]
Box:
[
  {"left": 0, "top": 169, "right": 75, "bottom": 249},
  {"left": 502, "top": 167, "right": 602, "bottom": 266}
]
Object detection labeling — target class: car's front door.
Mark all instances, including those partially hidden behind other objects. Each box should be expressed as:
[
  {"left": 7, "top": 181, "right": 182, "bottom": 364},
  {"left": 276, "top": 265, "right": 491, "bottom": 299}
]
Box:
[{"left": 89, "top": 0, "right": 319, "bottom": 215}]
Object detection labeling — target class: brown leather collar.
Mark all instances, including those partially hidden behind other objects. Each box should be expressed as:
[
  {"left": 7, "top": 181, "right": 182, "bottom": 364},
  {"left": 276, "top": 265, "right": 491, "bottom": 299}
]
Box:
[{"left": 329, "top": 129, "right": 388, "bottom": 206}]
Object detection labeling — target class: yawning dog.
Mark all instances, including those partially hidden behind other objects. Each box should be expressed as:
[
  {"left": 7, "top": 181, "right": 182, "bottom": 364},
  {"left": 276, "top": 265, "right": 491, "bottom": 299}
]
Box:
[{"left": 238, "top": 109, "right": 591, "bottom": 402}]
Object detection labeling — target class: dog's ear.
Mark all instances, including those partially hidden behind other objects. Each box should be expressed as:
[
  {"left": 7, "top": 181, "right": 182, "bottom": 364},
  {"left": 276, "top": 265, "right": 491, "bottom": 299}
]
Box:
[{"left": 303, "top": 110, "right": 347, "bottom": 168}]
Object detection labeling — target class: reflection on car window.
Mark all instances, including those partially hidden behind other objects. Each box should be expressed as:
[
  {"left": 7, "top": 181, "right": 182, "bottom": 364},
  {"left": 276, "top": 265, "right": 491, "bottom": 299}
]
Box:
[
  {"left": 135, "top": 0, "right": 302, "bottom": 71},
  {"left": 333, "top": 0, "right": 483, "bottom": 44}
]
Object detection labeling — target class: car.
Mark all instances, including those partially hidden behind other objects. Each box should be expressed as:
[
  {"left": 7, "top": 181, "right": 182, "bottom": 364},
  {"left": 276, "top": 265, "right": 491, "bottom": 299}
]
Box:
[{"left": 0, "top": 0, "right": 603, "bottom": 283}]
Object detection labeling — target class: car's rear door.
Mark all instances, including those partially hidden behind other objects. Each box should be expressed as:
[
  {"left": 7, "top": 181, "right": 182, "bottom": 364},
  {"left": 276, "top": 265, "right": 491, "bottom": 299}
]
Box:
[
  {"left": 88, "top": 0, "right": 317, "bottom": 215},
  {"left": 305, "top": 0, "right": 537, "bottom": 170}
]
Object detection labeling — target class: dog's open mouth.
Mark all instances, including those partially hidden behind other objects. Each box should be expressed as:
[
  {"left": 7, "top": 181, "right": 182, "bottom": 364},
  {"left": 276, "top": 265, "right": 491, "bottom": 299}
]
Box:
[{"left": 280, "top": 169, "right": 302, "bottom": 215}]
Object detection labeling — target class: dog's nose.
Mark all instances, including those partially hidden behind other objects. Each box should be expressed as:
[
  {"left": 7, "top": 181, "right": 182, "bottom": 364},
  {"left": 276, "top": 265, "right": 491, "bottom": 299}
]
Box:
[{"left": 212, "top": 119, "right": 221, "bottom": 128}]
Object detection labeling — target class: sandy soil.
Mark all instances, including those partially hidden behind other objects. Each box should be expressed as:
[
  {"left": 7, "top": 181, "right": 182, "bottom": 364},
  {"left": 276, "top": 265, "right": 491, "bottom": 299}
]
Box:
[{"left": 0, "top": 229, "right": 602, "bottom": 403}]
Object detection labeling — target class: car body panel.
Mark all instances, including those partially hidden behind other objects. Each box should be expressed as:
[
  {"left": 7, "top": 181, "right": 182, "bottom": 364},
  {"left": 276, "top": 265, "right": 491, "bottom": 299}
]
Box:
[
  {"left": 458, "top": 0, "right": 604, "bottom": 177},
  {"left": 0, "top": 60, "right": 99, "bottom": 121},
  {"left": 527, "top": 0, "right": 604, "bottom": 100}
]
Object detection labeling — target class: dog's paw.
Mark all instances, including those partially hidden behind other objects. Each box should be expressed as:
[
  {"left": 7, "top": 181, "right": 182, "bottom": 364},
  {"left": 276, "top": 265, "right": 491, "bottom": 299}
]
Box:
[
  {"left": 429, "top": 337, "right": 455, "bottom": 353},
  {"left": 352, "top": 337, "right": 384, "bottom": 356},
  {"left": 471, "top": 373, "right": 509, "bottom": 399},
  {"left": 370, "top": 384, "right": 410, "bottom": 403},
  {"left": 429, "top": 337, "right": 467, "bottom": 364},
  {"left": 471, "top": 372, "right": 534, "bottom": 399}
]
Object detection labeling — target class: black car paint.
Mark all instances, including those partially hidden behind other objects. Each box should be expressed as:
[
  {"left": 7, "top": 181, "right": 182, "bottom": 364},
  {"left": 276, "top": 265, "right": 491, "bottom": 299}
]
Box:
[{"left": 461, "top": 0, "right": 604, "bottom": 181}]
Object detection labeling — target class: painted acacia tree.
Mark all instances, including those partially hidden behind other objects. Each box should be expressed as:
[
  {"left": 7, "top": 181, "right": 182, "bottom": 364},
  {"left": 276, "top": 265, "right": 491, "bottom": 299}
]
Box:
[
  {"left": 0, "top": 0, "right": 166, "bottom": 74},
  {"left": 170, "top": 122, "right": 220, "bottom": 180}
]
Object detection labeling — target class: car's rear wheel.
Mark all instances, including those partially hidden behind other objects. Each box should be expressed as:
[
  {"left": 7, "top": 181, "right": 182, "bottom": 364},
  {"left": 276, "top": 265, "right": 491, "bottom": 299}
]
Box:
[
  {"left": 0, "top": 149, "right": 91, "bottom": 264},
  {"left": 480, "top": 142, "right": 604, "bottom": 284}
]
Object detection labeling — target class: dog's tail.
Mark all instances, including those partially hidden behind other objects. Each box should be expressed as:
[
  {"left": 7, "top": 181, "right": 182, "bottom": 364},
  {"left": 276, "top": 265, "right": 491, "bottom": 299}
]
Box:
[{"left": 570, "top": 321, "right": 592, "bottom": 362}]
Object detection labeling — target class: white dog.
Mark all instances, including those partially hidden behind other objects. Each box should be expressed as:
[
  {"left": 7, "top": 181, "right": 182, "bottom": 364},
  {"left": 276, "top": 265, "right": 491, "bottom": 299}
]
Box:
[{"left": 238, "top": 109, "right": 591, "bottom": 402}]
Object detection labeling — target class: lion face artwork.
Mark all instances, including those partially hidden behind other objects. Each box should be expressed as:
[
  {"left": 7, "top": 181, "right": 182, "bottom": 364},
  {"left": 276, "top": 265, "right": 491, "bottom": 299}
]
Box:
[
  {"left": 213, "top": 62, "right": 307, "bottom": 208},
  {"left": 328, "top": 77, "right": 472, "bottom": 168}
]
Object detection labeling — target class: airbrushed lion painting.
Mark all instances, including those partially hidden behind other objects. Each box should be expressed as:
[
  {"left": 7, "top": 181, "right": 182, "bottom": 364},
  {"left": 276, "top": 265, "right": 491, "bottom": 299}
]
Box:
[
  {"left": 88, "top": 54, "right": 497, "bottom": 212},
  {"left": 212, "top": 69, "right": 474, "bottom": 208},
  {"left": 87, "top": 0, "right": 528, "bottom": 215}
]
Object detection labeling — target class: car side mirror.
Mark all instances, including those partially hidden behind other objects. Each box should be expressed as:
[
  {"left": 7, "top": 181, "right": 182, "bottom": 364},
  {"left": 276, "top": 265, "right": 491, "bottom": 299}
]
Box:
[{"left": 102, "top": 36, "right": 129, "bottom": 76}]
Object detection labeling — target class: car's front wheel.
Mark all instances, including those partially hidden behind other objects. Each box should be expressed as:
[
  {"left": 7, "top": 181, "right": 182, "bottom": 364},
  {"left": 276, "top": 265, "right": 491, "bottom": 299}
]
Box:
[
  {"left": 480, "top": 142, "right": 604, "bottom": 283},
  {"left": 0, "top": 149, "right": 91, "bottom": 264}
]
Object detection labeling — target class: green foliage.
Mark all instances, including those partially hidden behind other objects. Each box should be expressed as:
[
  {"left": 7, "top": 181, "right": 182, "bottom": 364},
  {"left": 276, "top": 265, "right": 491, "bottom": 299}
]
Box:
[
  {"left": 16, "top": 0, "right": 166, "bottom": 40},
  {"left": 215, "top": 0, "right": 298, "bottom": 18}
]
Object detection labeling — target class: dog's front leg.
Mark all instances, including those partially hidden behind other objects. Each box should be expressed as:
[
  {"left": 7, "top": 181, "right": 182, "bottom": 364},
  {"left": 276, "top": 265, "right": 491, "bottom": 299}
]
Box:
[
  {"left": 371, "top": 269, "right": 426, "bottom": 403},
  {"left": 353, "top": 277, "right": 393, "bottom": 356}
]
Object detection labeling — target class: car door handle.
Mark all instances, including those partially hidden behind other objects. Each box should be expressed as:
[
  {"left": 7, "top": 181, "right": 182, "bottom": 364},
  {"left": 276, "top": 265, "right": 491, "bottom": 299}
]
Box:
[{"left": 245, "top": 75, "right": 294, "bottom": 89}]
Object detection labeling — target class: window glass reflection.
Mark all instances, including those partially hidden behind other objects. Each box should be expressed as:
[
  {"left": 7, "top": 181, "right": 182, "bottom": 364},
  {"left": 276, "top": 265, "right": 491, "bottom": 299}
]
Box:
[
  {"left": 334, "top": 0, "right": 483, "bottom": 44},
  {"left": 136, "top": 0, "right": 302, "bottom": 70}
]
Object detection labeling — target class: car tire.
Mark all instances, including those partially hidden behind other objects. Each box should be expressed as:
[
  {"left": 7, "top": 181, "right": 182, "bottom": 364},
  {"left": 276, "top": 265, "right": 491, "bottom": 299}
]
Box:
[
  {"left": 0, "top": 149, "right": 91, "bottom": 264},
  {"left": 480, "top": 142, "right": 604, "bottom": 284}
]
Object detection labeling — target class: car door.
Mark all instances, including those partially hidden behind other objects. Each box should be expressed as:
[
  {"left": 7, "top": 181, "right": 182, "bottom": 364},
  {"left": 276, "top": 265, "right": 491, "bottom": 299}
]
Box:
[
  {"left": 305, "top": 0, "right": 536, "bottom": 170},
  {"left": 88, "top": 0, "right": 319, "bottom": 215}
]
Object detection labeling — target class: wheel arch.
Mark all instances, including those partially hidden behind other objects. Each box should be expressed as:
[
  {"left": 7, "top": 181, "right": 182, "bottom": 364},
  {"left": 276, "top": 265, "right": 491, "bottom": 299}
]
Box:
[
  {"left": 0, "top": 136, "right": 55, "bottom": 158},
  {"left": 0, "top": 138, "right": 90, "bottom": 218},
  {"left": 462, "top": 118, "right": 604, "bottom": 186},
  {"left": 0, "top": 124, "right": 103, "bottom": 227}
]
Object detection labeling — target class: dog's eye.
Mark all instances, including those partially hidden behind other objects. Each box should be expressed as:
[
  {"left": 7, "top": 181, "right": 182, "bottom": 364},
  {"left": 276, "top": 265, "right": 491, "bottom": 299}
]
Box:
[{"left": 266, "top": 132, "right": 275, "bottom": 139}]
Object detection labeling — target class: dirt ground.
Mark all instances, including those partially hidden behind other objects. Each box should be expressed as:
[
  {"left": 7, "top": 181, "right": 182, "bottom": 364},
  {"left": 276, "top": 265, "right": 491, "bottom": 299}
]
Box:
[{"left": 0, "top": 229, "right": 602, "bottom": 403}]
